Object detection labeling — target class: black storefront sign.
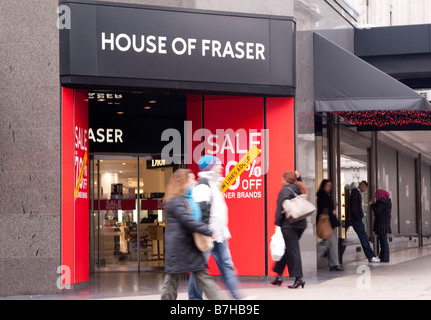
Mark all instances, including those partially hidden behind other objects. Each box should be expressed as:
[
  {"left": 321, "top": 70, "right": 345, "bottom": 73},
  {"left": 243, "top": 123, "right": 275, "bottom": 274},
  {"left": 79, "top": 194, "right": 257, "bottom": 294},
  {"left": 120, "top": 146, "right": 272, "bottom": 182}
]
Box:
[
  {"left": 60, "top": 0, "right": 296, "bottom": 95},
  {"left": 88, "top": 113, "right": 185, "bottom": 154}
]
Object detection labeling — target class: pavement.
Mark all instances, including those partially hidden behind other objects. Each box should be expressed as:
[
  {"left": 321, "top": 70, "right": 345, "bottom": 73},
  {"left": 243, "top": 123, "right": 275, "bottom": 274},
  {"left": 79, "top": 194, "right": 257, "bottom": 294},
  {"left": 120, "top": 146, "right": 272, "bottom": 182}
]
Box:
[
  {"left": 3, "top": 245, "right": 431, "bottom": 300},
  {"left": 126, "top": 245, "right": 431, "bottom": 301}
]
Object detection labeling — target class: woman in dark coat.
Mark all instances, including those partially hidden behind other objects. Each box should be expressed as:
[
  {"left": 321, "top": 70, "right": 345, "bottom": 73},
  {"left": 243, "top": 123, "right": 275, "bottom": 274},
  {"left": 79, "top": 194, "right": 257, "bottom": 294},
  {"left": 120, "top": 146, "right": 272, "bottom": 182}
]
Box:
[
  {"left": 316, "top": 180, "right": 343, "bottom": 271},
  {"left": 271, "top": 171, "right": 308, "bottom": 289},
  {"left": 161, "top": 169, "right": 219, "bottom": 300},
  {"left": 371, "top": 189, "right": 392, "bottom": 262}
]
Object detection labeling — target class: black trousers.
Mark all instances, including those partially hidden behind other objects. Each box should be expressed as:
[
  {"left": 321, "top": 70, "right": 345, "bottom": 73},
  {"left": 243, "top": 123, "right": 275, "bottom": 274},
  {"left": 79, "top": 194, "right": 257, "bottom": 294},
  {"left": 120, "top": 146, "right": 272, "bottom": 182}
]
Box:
[
  {"left": 352, "top": 220, "right": 375, "bottom": 260},
  {"left": 377, "top": 234, "right": 390, "bottom": 262},
  {"left": 273, "top": 227, "right": 305, "bottom": 278}
]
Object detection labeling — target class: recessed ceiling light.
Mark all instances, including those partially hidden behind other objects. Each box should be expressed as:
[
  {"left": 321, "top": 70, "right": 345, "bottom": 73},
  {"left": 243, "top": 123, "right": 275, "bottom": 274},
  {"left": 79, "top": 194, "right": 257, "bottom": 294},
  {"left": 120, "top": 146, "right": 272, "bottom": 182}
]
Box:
[
  {"left": 117, "top": 111, "right": 125, "bottom": 115},
  {"left": 148, "top": 100, "right": 157, "bottom": 104},
  {"left": 144, "top": 106, "right": 152, "bottom": 110}
]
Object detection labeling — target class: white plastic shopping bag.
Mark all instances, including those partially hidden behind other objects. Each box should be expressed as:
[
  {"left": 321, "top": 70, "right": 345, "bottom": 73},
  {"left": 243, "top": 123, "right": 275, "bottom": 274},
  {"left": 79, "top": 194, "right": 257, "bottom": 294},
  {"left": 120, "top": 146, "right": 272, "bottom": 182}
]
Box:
[{"left": 270, "top": 226, "right": 285, "bottom": 261}]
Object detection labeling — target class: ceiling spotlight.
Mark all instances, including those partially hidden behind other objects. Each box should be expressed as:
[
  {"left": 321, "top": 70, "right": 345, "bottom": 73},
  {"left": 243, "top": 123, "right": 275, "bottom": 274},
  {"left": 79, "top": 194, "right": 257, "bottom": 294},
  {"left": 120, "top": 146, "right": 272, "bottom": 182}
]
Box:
[
  {"left": 148, "top": 100, "right": 157, "bottom": 104},
  {"left": 117, "top": 111, "right": 125, "bottom": 115},
  {"left": 144, "top": 106, "right": 152, "bottom": 110}
]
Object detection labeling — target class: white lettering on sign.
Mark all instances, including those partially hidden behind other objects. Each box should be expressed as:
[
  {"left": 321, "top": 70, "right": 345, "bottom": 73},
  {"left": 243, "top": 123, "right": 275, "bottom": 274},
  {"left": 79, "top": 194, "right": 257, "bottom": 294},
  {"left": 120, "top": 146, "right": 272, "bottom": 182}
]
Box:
[
  {"left": 106, "top": 200, "right": 122, "bottom": 210},
  {"left": 75, "top": 126, "right": 88, "bottom": 151},
  {"left": 101, "top": 32, "right": 266, "bottom": 60},
  {"left": 102, "top": 32, "right": 168, "bottom": 54},
  {"left": 151, "top": 159, "right": 166, "bottom": 167},
  {"left": 207, "top": 131, "right": 261, "bottom": 155},
  {"left": 89, "top": 128, "right": 124, "bottom": 143},
  {"left": 161, "top": 121, "right": 269, "bottom": 174},
  {"left": 75, "top": 126, "right": 88, "bottom": 200}
]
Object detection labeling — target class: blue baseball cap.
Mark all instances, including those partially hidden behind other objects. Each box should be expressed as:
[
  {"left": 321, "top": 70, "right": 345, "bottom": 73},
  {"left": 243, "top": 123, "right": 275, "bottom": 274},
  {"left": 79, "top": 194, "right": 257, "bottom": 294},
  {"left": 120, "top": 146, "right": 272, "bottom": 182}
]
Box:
[{"left": 198, "top": 155, "right": 221, "bottom": 171}]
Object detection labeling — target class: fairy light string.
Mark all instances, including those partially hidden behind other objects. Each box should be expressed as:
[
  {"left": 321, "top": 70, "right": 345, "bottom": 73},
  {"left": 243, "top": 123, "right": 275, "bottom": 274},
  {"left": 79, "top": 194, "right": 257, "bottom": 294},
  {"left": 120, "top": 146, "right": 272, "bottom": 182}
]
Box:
[{"left": 332, "top": 110, "right": 431, "bottom": 130}]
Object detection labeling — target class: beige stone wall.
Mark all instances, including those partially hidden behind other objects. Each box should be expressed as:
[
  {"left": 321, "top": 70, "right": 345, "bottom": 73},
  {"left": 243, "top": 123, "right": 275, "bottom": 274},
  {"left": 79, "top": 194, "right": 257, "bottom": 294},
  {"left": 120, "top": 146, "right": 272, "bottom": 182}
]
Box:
[{"left": 348, "top": 0, "right": 431, "bottom": 26}]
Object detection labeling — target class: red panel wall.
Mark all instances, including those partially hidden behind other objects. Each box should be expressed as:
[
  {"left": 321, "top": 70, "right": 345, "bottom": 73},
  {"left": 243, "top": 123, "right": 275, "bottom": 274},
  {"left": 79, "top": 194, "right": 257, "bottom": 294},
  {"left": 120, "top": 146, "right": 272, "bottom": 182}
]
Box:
[
  {"left": 61, "top": 88, "right": 89, "bottom": 285},
  {"left": 188, "top": 95, "right": 265, "bottom": 276},
  {"left": 186, "top": 95, "right": 295, "bottom": 277},
  {"left": 73, "top": 90, "right": 89, "bottom": 283},
  {"left": 266, "top": 97, "right": 295, "bottom": 277},
  {"left": 61, "top": 87, "right": 75, "bottom": 285}
]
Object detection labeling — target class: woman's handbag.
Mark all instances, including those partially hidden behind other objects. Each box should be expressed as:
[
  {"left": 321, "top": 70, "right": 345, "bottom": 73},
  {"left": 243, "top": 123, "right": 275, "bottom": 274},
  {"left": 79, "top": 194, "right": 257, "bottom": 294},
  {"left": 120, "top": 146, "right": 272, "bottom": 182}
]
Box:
[
  {"left": 184, "top": 199, "right": 214, "bottom": 252},
  {"left": 270, "top": 226, "right": 285, "bottom": 261},
  {"left": 193, "top": 232, "right": 214, "bottom": 252},
  {"left": 282, "top": 189, "right": 316, "bottom": 223},
  {"left": 316, "top": 209, "right": 333, "bottom": 240}
]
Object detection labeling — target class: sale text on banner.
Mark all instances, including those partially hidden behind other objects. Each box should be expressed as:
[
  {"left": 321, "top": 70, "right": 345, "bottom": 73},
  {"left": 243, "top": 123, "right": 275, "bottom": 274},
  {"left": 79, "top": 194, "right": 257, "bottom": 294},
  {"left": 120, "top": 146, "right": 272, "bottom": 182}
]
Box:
[
  {"left": 74, "top": 152, "right": 88, "bottom": 201},
  {"left": 220, "top": 145, "right": 261, "bottom": 194}
]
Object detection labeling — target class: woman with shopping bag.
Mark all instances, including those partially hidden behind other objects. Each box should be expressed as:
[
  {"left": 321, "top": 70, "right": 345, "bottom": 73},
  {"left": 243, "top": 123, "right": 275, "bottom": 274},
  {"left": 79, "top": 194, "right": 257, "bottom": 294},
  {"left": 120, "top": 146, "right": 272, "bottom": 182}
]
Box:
[
  {"left": 271, "top": 171, "right": 308, "bottom": 289},
  {"left": 270, "top": 226, "right": 285, "bottom": 262},
  {"left": 316, "top": 180, "right": 343, "bottom": 271}
]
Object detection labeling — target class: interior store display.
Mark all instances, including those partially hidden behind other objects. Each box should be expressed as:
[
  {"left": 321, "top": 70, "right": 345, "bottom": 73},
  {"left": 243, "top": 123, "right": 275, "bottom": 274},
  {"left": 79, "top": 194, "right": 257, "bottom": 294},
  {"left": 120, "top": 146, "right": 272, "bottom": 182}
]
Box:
[{"left": 91, "top": 157, "right": 171, "bottom": 271}]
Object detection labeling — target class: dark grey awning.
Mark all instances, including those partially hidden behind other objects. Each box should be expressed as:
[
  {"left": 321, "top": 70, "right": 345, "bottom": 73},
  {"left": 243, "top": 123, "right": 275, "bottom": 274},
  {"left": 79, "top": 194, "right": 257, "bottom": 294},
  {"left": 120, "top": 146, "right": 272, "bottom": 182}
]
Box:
[{"left": 314, "top": 33, "right": 431, "bottom": 113}]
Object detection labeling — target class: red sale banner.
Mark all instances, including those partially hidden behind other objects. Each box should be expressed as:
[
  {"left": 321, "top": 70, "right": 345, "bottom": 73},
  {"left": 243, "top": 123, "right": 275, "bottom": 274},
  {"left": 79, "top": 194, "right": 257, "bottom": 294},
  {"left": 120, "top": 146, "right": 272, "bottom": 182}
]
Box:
[
  {"left": 187, "top": 95, "right": 295, "bottom": 277},
  {"left": 93, "top": 199, "right": 137, "bottom": 211},
  {"left": 220, "top": 145, "right": 261, "bottom": 194},
  {"left": 203, "top": 95, "right": 266, "bottom": 276},
  {"left": 74, "top": 90, "right": 89, "bottom": 284},
  {"left": 61, "top": 88, "right": 89, "bottom": 285}
]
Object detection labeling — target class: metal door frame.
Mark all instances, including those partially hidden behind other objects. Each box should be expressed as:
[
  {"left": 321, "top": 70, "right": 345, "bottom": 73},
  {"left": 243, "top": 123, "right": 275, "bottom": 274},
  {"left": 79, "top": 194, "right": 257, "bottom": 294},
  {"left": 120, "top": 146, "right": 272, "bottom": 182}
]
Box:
[{"left": 89, "top": 155, "right": 141, "bottom": 272}]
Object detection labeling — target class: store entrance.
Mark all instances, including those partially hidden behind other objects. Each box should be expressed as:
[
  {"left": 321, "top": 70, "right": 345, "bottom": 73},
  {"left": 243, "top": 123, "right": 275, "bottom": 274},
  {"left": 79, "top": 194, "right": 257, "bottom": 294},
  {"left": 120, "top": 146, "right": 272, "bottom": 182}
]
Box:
[
  {"left": 87, "top": 90, "right": 187, "bottom": 272},
  {"left": 90, "top": 155, "right": 178, "bottom": 272},
  {"left": 316, "top": 115, "right": 372, "bottom": 264},
  {"left": 340, "top": 142, "right": 370, "bottom": 241}
]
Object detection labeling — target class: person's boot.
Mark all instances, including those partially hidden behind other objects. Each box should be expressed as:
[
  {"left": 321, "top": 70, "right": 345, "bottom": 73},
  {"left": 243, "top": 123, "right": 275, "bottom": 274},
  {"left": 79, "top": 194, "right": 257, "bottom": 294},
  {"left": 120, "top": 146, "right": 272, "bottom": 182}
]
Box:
[
  {"left": 270, "top": 276, "right": 283, "bottom": 286},
  {"left": 288, "top": 277, "right": 305, "bottom": 289},
  {"left": 329, "top": 265, "right": 344, "bottom": 271}
]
